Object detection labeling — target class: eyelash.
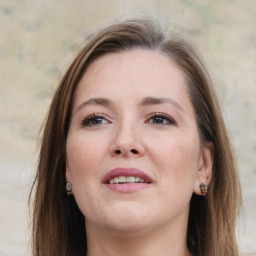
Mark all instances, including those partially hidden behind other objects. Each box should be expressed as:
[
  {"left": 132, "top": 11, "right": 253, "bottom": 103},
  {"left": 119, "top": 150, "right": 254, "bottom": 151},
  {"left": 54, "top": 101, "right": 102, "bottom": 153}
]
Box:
[
  {"left": 146, "top": 113, "right": 176, "bottom": 126},
  {"left": 81, "top": 113, "right": 110, "bottom": 127},
  {"left": 81, "top": 112, "right": 176, "bottom": 127}
]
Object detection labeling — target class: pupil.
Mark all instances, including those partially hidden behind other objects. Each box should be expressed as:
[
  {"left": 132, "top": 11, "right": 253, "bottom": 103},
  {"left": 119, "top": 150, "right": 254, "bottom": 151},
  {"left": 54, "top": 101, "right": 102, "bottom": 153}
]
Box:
[
  {"left": 154, "top": 117, "right": 163, "bottom": 123},
  {"left": 92, "top": 118, "right": 102, "bottom": 124}
]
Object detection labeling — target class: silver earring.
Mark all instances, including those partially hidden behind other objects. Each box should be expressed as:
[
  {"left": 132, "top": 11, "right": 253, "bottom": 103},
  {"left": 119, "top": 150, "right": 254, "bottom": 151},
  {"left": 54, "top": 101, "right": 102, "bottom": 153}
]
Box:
[
  {"left": 200, "top": 183, "right": 208, "bottom": 196},
  {"left": 66, "top": 182, "right": 72, "bottom": 194}
]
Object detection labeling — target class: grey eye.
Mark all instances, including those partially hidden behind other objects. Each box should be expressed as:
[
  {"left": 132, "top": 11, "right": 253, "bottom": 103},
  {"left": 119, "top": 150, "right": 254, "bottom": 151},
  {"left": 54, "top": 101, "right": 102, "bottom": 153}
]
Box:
[
  {"left": 82, "top": 114, "right": 109, "bottom": 127},
  {"left": 147, "top": 113, "right": 175, "bottom": 125}
]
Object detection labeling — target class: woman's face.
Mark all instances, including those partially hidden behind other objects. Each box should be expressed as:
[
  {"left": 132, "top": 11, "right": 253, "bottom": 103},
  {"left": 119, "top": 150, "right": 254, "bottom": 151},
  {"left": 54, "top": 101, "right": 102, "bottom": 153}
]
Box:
[{"left": 66, "top": 49, "right": 212, "bottom": 234}]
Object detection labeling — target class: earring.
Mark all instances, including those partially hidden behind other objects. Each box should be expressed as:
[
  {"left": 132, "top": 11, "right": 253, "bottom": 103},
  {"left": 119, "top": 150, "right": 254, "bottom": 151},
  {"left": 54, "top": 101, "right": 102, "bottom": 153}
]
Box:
[
  {"left": 66, "top": 182, "right": 72, "bottom": 194},
  {"left": 200, "top": 183, "right": 208, "bottom": 196}
]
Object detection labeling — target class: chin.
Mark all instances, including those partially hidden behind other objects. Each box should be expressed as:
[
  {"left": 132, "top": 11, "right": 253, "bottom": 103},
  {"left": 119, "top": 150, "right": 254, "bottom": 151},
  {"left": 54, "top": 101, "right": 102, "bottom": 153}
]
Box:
[
  {"left": 104, "top": 218, "right": 151, "bottom": 235},
  {"left": 100, "top": 203, "right": 153, "bottom": 233}
]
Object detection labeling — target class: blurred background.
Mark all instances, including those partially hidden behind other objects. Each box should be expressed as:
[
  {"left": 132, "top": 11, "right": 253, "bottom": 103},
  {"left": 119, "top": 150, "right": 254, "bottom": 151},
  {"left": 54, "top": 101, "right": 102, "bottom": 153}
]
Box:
[{"left": 0, "top": 0, "right": 255, "bottom": 255}]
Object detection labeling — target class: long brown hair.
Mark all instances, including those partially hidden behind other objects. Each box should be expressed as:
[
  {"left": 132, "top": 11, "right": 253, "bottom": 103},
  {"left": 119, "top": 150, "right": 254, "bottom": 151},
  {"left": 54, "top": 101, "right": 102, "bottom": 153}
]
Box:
[{"left": 30, "top": 17, "right": 241, "bottom": 256}]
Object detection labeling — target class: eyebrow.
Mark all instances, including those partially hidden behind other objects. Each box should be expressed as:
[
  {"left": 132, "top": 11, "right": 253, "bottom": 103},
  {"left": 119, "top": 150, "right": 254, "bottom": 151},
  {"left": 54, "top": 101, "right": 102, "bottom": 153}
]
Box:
[
  {"left": 76, "top": 98, "right": 112, "bottom": 113},
  {"left": 141, "top": 97, "right": 183, "bottom": 112},
  {"left": 76, "top": 96, "right": 183, "bottom": 113}
]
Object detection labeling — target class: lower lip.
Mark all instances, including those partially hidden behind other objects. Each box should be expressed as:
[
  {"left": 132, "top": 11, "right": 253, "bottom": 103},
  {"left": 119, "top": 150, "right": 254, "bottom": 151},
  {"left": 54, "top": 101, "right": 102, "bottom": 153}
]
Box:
[{"left": 105, "top": 183, "right": 151, "bottom": 193}]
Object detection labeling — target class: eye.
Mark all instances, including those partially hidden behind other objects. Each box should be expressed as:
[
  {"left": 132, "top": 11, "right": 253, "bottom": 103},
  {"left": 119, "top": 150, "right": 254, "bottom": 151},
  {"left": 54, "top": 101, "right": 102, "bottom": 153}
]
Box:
[
  {"left": 81, "top": 114, "right": 110, "bottom": 127},
  {"left": 146, "top": 113, "right": 176, "bottom": 125}
]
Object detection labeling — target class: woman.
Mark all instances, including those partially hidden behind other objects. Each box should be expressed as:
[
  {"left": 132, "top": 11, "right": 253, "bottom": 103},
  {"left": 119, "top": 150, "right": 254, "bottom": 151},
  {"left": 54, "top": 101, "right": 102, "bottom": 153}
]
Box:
[{"left": 30, "top": 17, "right": 241, "bottom": 256}]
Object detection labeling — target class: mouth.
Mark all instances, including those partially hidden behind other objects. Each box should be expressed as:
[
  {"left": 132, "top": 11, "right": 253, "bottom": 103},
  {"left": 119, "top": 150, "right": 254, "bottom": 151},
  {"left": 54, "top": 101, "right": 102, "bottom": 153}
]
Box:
[
  {"left": 103, "top": 168, "right": 153, "bottom": 192},
  {"left": 108, "top": 176, "right": 148, "bottom": 184}
]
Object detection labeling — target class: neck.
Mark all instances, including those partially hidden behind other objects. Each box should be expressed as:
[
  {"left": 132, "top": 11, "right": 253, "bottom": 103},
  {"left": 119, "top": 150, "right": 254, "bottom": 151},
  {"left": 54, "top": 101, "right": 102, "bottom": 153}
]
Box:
[{"left": 85, "top": 217, "right": 191, "bottom": 256}]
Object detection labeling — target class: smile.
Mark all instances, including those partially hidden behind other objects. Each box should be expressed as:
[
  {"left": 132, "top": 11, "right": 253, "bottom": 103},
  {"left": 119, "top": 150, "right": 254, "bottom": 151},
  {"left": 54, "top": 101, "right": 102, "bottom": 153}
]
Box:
[
  {"left": 108, "top": 176, "right": 148, "bottom": 184},
  {"left": 103, "top": 167, "right": 153, "bottom": 192}
]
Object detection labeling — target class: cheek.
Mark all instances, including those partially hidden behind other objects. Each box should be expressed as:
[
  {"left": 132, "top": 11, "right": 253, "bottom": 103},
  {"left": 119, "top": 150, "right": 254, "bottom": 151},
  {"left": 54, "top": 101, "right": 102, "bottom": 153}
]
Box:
[
  {"left": 66, "top": 134, "right": 106, "bottom": 182},
  {"left": 66, "top": 134, "right": 106, "bottom": 215},
  {"left": 149, "top": 135, "right": 200, "bottom": 187}
]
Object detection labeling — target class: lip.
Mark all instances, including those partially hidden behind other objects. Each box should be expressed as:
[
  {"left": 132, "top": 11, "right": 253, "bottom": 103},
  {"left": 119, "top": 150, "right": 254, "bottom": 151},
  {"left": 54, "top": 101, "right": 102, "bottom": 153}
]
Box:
[
  {"left": 102, "top": 167, "right": 153, "bottom": 193},
  {"left": 103, "top": 167, "right": 153, "bottom": 184}
]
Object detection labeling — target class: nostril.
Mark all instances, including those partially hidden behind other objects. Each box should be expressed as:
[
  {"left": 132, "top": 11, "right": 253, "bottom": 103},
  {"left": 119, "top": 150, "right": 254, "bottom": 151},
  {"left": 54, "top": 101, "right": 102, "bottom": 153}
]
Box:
[
  {"left": 113, "top": 148, "right": 140, "bottom": 155},
  {"left": 115, "top": 149, "right": 121, "bottom": 154},
  {"left": 130, "top": 149, "right": 138, "bottom": 154}
]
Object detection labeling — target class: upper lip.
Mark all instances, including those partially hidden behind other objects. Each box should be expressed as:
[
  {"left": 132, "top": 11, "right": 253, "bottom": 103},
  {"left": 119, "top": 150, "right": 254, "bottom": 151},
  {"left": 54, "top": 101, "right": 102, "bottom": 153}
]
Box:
[{"left": 102, "top": 167, "right": 154, "bottom": 184}]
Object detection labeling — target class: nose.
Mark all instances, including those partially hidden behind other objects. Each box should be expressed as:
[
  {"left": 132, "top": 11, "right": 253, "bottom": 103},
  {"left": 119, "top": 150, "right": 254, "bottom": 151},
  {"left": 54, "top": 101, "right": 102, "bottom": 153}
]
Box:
[{"left": 110, "top": 122, "right": 145, "bottom": 158}]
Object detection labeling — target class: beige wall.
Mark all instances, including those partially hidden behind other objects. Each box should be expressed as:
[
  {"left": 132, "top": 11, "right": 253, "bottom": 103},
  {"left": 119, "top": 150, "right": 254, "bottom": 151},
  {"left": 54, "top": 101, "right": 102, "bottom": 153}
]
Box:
[{"left": 0, "top": 0, "right": 255, "bottom": 255}]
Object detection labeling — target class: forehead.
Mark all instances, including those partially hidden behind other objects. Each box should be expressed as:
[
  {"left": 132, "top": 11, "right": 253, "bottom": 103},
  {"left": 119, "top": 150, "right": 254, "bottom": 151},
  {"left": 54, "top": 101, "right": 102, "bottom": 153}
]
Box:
[{"left": 74, "top": 49, "right": 189, "bottom": 104}]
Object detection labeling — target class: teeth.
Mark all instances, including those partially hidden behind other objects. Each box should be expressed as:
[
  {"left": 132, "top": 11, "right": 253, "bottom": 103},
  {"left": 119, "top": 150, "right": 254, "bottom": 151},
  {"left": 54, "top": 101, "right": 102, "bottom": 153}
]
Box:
[
  {"left": 135, "top": 177, "right": 140, "bottom": 182},
  {"left": 109, "top": 176, "right": 146, "bottom": 184},
  {"left": 126, "top": 176, "right": 135, "bottom": 183},
  {"left": 119, "top": 176, "right": 126, "bottom": 183}
]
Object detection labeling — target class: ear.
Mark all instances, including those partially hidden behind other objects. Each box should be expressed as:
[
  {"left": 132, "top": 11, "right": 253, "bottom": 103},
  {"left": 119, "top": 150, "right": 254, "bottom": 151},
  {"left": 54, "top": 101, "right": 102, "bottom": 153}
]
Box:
[
  {"left": 193, "top": 142, "right": 214, "bottom": 195},
  {"left": 65, "top": 159, "right": 74, "bottom": 195},
  {"left": 65, "top": 158, "right": 72, "bottom": 183}
]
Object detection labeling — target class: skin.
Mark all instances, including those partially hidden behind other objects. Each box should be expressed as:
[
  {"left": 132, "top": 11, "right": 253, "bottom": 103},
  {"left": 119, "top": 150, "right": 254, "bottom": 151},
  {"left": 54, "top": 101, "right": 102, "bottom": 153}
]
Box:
[{"left": 66, "top": 49, "right": 213, "bottom": 256}]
